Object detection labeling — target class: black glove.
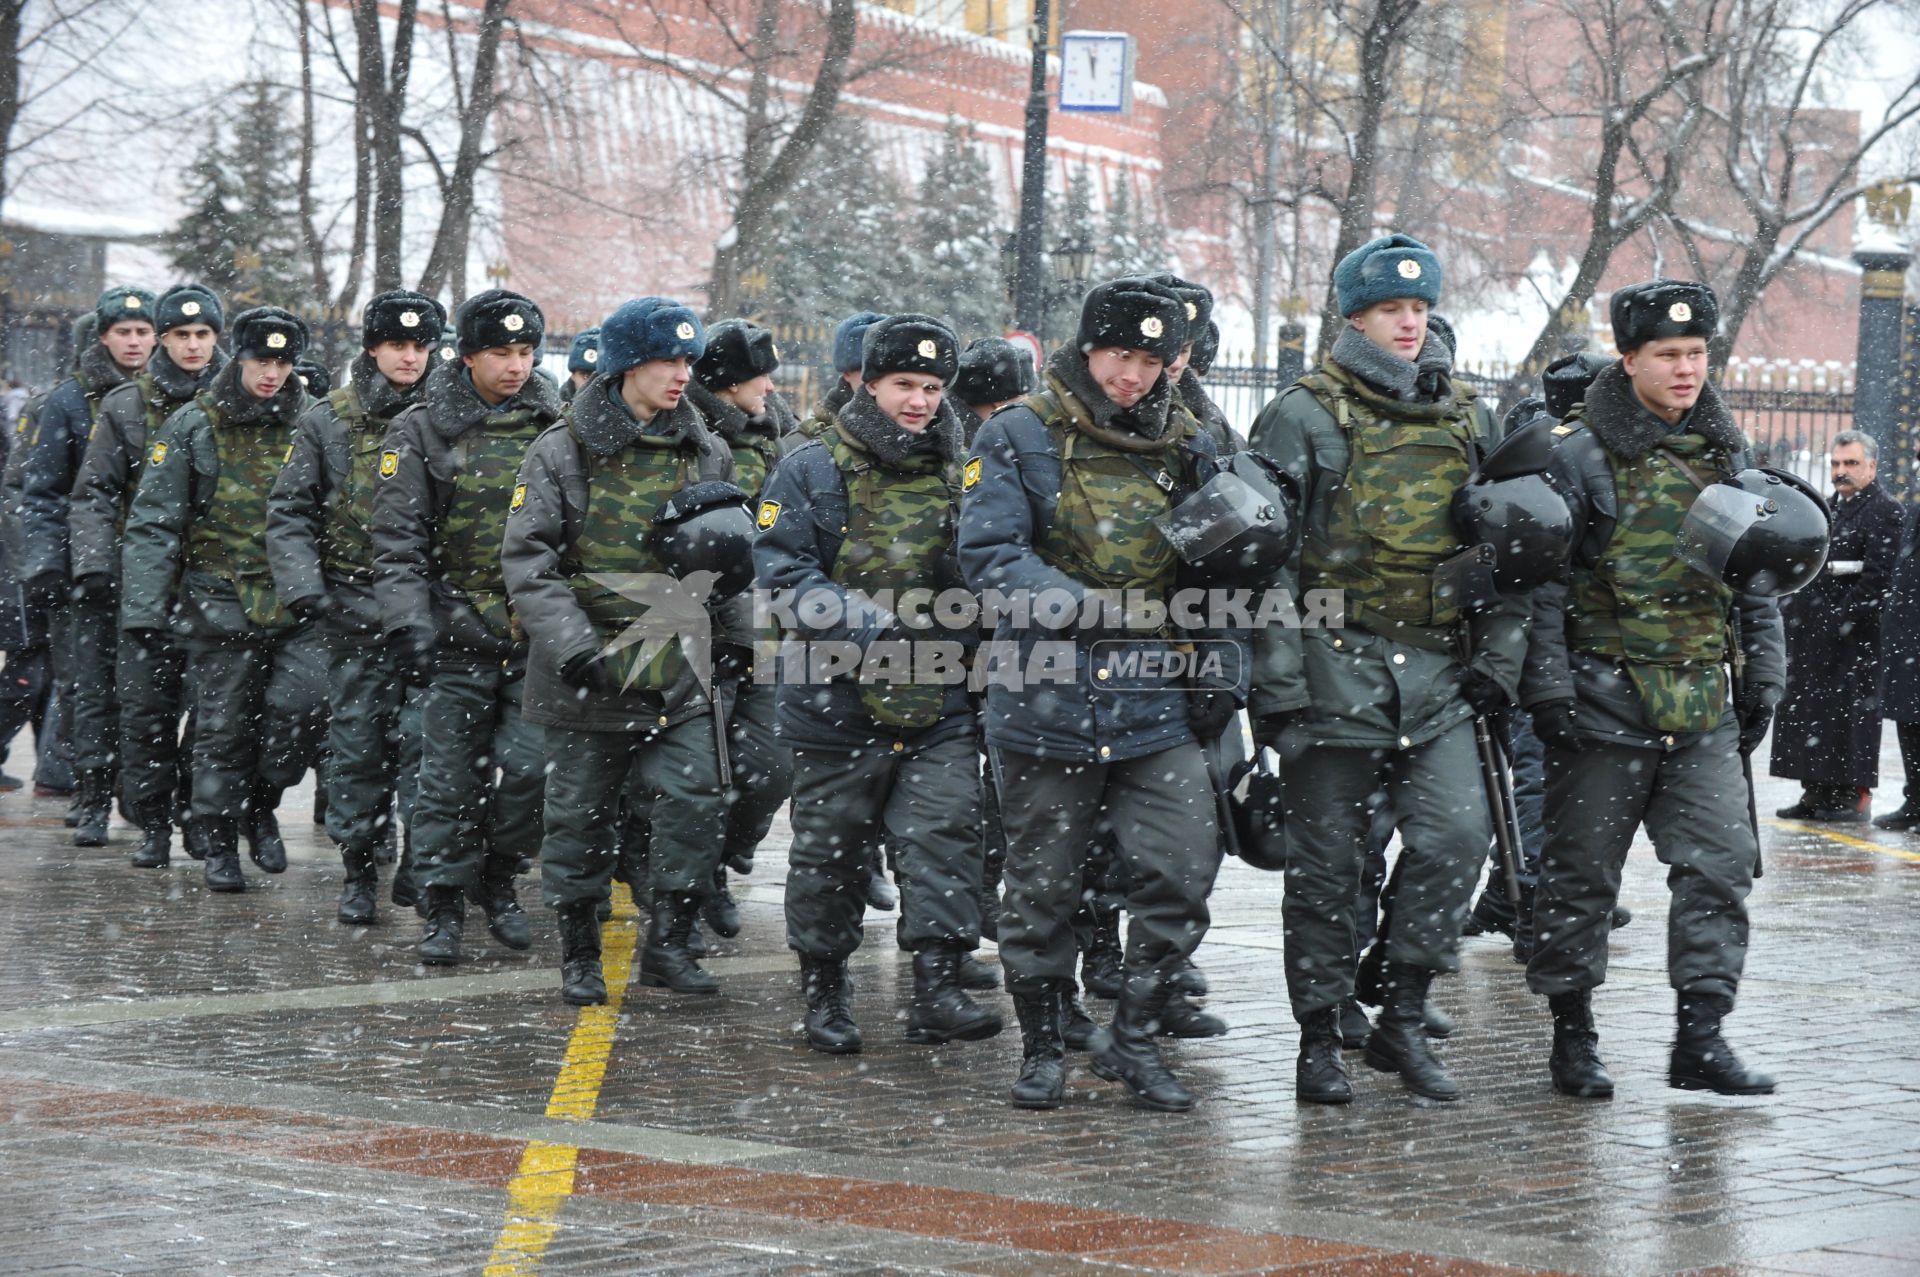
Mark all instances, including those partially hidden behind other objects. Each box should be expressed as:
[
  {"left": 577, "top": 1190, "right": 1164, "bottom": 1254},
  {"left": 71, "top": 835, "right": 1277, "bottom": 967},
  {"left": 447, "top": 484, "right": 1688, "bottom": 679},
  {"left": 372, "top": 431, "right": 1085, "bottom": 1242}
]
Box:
[
  {"left": 1736, "top": 692, "right": 1776, "bottom": 755},
  {"left": 1530, "top": 701, "right": 1582, "bottom": 753},
  {"left": 1459, "top": 667, "right": 1510, "bottom": 717},
  {"left": 124, "top": 626, "right": 170, "bottom": 652},
  {"left": 1252, "top": 709, "right": 1302, "bottom": 753},
  {"left": 287, "top": 593, "right": 328, "bottom": 622},
  {"left": 712, "top": 640, "right": 753, "bottom": 683},
  {"left": 73, "top": 573, "right": 115, "bottom": 605},
  {"left": 387, "top": 626, "right": 437, "bottom": 687},
  {"left": 25, "top": 573, "right": 64, "bottom": 614},
  {"left": 1187, "top": 687, "right": 1237, "bottom": 741},
  {"left": 559, "top": 647, "right": 619, "bottom": 694}
]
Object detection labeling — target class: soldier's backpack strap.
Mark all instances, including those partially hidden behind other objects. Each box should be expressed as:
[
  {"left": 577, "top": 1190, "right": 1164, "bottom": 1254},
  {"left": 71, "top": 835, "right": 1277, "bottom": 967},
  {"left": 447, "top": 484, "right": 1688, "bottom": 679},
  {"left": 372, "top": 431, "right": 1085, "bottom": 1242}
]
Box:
[{"left": 328, "top": 385, "right": 366, "bottom": 429}]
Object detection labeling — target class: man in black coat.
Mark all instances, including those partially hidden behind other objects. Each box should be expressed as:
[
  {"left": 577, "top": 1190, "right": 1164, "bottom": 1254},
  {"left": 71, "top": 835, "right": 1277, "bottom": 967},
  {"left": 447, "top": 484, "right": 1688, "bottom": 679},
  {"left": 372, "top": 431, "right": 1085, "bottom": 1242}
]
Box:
[
  {"left": 1876, "top": 452, "right": 1920, "bottom": 830},
  {"left": 1772, "top": 430, "right": 1903, "bottom": 823}
]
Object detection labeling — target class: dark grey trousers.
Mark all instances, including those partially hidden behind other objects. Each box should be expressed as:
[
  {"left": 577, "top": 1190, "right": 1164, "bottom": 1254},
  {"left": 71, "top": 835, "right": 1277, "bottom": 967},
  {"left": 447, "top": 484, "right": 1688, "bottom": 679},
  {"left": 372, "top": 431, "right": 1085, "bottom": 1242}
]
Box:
[
  {"left": 184, "top": 629, "right": 326, "bottom": 821},
  {"left": 323, "top": 645, "right": 422, "bottom": 855},
  {"left": 410, "top": 664, "right": 544, "bottom": 893},
  {"left": 996, "top": 743, "right": 1221, "bottom": 995},
  {"left": 1527, "top": 722, "right": 1755, "bottom": 1001}
]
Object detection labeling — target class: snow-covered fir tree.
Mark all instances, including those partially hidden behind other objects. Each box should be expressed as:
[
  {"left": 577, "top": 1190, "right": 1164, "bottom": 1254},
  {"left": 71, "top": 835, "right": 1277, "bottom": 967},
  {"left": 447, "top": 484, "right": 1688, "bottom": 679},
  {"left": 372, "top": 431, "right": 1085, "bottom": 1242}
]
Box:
[
  {"left": 760, "top": 118, "right": 910, "bottom": 329},
  {"left": 913, "top": 119, "right": 1006, "bottom": 341},
  {"left": 164, "top": 80, "right": 309, "bottom": 308}
]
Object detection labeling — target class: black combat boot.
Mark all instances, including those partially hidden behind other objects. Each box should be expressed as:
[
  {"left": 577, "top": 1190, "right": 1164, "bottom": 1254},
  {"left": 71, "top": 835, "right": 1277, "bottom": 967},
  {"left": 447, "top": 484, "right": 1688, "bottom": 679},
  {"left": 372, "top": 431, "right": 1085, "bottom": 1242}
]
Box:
[
  {"left": 1548, "top": 990, "right": 1613, "bottom": 1098},
  {"left": 557, "top": 902, "right": 607, "bottom": 1006},
  {"left": 799, "top": 956, "right": 861, "bottom": 1054},
  {"left": 905, "top": 947, "right": 1004, "bottom": 1043},
  {"left": 1079, "top": 908, "right": 1123, "bottom": 999},
  {"left": 202, "top": 818, "right": 245, "bottom": 894},
  {"left": 1364, "top": 963, "right": 1459, "bottom": 1101},
  {"left": 1670, "top": 993, "right": 1775, "bottom": 1095},
  {"left": 129, "top": 799, "right": 173, "bottom": 869},
  {"left": 1009, "top": 987, "right": 1067, "bottom": 1110},
  {"left": 72, "top": 770, "right": 112, "bottom": 847},
  {"left": 337, "top": 847, "right": 379, "bottom": 926},
  {"left": 1353, "top": 939, "right": 1387, "bottom": 1007},
  {"left": 1170, "top": 958, "right": 1208, "bottom": 998},
  {"left": 63, "top": 788, "right": 84, "bottom": 827},
  {"left": 701, "top": 867, "right": 742, "bottom": 938},
  {"left": 478, "top": 865, "right": 532, "bottom": 950},
  {"left": 1062, "top": 987, "right": 1098, "bottom": 1051},
  {"left": 1422, "top": 996, "right": 1455, "bottom": 1040},
  {"left": 1089, "top": 970, "right": 1194, "bottom": 1112},
  {"left": 183, "top": 817, "right": 211, "bottom": 861},
  {"left": 639, "top": 893, "right": 719, "bottom": 994},
  {"left": 863, "top": 855, "right": 897, "bottom": 911},
  {"left": 417, "top": 886, "right": 465, "bottom": 965},
  {"left": 959, "top": 952, "right": 1001, "bottom": 990},
  {"left": 390, "top": 825, "right": 420, "bottom": 911},
  {"left": 1296, "top": 1006, "right": 1352, "bottom": 1105},
  {"left": 1338, "top": 996, "right": 1373, "bottom": 1050},
  {"left": 1461, "top": 886, "right": 1516, "bottom": 938},
  {"left": 245, "top": 782, "right": 287, "bottom": 873},
  {"left": 1158, "top": 992, "right": 1228, "bottom": 1038},
  {"left": 1873, "top": 802, "right": 1920, "bottom": 831}
]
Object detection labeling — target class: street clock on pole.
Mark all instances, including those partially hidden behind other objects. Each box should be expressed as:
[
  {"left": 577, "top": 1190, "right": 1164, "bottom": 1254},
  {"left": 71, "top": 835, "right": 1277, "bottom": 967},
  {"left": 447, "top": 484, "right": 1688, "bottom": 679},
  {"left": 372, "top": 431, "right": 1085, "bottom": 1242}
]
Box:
[{"left": 1058, "top": 31, "right": 1134, "bottom": 114}]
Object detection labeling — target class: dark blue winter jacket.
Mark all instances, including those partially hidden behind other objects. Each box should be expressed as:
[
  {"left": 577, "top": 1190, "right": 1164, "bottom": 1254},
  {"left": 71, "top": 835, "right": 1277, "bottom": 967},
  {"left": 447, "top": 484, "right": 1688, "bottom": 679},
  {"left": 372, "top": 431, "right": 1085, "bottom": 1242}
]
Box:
[{"left": 20, "top": 343, "right": 133, "bottom": 583}]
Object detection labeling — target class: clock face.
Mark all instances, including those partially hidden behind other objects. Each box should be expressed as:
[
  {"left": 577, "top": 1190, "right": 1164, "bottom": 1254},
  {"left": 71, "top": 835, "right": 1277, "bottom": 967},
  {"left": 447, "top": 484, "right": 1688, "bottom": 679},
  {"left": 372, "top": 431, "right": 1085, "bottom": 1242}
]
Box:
[{"left": 1060, "top": 33, "right": 1131, "bottom": 113}]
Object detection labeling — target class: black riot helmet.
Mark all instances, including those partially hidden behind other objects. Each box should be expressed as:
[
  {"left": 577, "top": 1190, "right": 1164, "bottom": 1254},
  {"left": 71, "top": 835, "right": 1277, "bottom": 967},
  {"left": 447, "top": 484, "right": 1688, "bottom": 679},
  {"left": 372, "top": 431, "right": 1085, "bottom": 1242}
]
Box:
[
  {"left": 1227, "top": 752, "right": 1287, "bottom": 872},
  {"left": 1675, "top": 468, "right": 1830, "bottom": 597},
  {"left": 1541, "top": 351, "right": 1609, "bottom": 419},
  {"left": 1451, "top": 416, "right": 1574, "bottom": 592},
  {"left": 1155, "top": 451, "right": 1300, "bottom": 588},
  {"left": 650, "top": 480, "right": 758, "bottom": 600}
]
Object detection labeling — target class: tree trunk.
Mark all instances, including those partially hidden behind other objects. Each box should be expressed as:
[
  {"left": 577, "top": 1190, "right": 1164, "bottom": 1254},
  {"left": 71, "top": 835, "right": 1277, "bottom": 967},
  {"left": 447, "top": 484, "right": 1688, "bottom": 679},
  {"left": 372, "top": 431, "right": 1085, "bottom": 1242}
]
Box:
[
  {"left": 0, "top": 1, "right": 23, "bottom": 211},
  {"left": 356, "top": 0, "right": 418, "bottom": 294},
  {"left": 295, "top": 1, "right": 333, "bottom": 302},
  {"left": 416, "top": 0, "right": 509, "bottom": 299}
]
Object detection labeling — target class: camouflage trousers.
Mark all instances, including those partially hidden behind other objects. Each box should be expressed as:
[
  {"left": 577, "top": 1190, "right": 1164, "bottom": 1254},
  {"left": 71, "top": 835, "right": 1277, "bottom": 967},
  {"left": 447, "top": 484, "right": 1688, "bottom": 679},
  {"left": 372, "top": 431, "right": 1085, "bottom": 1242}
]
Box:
[
  {"left": 323, "top": 644, "right": 422, "bottom": 856},
  {"left": 184, "top": 628, "right": 328, "bottom": 821},
  {"left": 1280, "top": 723, "right": 1487, "bottom": 1019},
  {"left": 1527, "top": 721, "right": 1754, "bottom": 1002},
  {"left": 410, "top": 663, "right": 544, "bottom": 894},
  {"left": 538, "top": 714, "right": 726, "bottom": 909},
  {"left": 784, "top": 734, "right": 983, "bottom": 962}
]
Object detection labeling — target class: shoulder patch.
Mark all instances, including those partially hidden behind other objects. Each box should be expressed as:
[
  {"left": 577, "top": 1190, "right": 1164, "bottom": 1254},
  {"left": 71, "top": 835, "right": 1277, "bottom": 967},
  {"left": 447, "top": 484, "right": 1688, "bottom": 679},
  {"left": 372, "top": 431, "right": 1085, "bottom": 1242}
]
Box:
[
  {"left": 756, "top": 500, "right": 780, "bottom": 530},
  {"left": 148, "top": 441, "right": 168, "bottom": 466},
  {"left": 510, "top": 483, "right": 527, "bottom": 512},
  {"left": 284, "top": 443, "right": 295, "bottom": 464},
  {"left": 379, "top": 449, "right": 400, "bottom": 478},
  {"left": 963, "top": 457, "right": 982, "bottom": 491}
]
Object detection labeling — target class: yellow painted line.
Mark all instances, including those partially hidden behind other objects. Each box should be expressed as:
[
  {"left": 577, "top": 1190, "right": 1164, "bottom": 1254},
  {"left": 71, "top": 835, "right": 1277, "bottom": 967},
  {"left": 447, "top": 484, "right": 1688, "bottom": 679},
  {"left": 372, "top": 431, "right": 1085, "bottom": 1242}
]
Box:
[
  {"left": 1766, "top": 818, "right": 1920, "bottom": 864},
  {"left": 484, "top": 885, "right": 644, "bottom": 1277}
]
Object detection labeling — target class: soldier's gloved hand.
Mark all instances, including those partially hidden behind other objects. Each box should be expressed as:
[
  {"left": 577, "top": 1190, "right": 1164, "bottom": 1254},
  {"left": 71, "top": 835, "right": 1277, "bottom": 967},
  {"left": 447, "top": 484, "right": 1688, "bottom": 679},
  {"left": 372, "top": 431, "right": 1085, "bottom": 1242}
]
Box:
[
  {"left": 1252, "top": 710, "right": 1303, "bottom": 753},
  {"left": 25, "top": 572, "right": 64, "bottom": 614},
  {"left": 1735, "top": 691, "right": 1777, "bottom": 755},
  {"left": 388, "top": 626, "right": 437, "bottom": 687},
  {"left": 712, "top": 640, "right": 752, "bottom": 683},
  {"left": 1459, "top": 667, "right": 1510, "bottom": 717},
  {"left": 73, "top": 573, "right": 115, "bottom": 605},
  {"left": 124, "top": 626, "right": 170, "bottom": 652},
  {"left": 286, "top": 593, "right": 328, "bottom": 622},
  {"left": 559, "top": 647, "right": 619, "bottom": 695},
  {"left": 1530, "top": 701, "right": 1582, "bottom": 753},
  {"left": 1187, "top": 687, "right": 1237, "bottom": 741}
]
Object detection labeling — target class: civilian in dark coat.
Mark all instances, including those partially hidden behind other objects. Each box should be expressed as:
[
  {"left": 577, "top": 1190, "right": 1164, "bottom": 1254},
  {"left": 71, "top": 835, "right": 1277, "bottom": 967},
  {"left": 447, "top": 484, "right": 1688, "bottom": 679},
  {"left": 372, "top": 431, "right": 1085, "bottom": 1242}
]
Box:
[
  {"left": 1771, "top": 430, "right": 1904, "bottom": 822},
  {"left": 1874, "top": 468, "right": 1920, "bottom": 830}
]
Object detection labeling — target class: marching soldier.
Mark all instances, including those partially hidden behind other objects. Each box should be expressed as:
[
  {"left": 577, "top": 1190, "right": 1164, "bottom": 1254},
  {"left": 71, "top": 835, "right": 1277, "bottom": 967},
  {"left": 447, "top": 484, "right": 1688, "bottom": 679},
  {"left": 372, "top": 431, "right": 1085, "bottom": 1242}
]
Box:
[
  {"left": 504, "top": 296, "right": 745, "bottom": 1003},
  {"left": 686, "top": 319, "right": 797, "bottom": 931},
  {"left": 120, "top": 306, "right": 323, "bottom": 893},
  {"left": 562, "top": 327, "right": 600, "bottom": 404},
  {"left": 1148, "top": 274, "right": 1238, "bottom": 453},
  {"left": 951, "top": 337, "right": 1030, "bottom": 431},
  {"left": 796, "top": 311, "right": 886, "bottom": 441},
  {"left": 268, "top": 290, "right": 445, "bottom": 924},
  {"left": 21, "top": 286, "right": 156, "bottom": 844},
  {"left": 1248, "top": 235, "right": 1527, "bottom": 1105},
  {"left": 959, "top": 279, "right": 1247, "bottom": 1112},
  {"left": 74, "top": 284, "right": 228, "bottom": 866},
  {"left": 373, "top": 288, "right": 560, "bottom": 964},
  {"left": 1522, "top": 279, "right": 1796, "bottom": 1098},
  {"left": 758, "top": 313, "right": 1000, "bottom": 1055}
]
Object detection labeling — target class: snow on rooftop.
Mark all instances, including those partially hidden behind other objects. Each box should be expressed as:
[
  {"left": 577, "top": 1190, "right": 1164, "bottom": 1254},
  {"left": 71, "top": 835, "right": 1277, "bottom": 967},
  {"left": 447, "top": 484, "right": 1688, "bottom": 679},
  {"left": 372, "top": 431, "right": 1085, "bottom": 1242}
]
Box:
[{"left": 0, "top": 199, "right": 164, "bottom": 242}]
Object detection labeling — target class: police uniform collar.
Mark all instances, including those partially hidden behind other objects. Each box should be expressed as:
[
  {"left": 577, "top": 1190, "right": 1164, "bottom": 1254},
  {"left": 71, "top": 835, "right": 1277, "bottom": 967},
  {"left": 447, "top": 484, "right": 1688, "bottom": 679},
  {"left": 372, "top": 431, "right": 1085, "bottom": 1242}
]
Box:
[
  {"left": 1045, "top": 346, "right": 1179, "bottom": 450},
  {"left": 347, "top": 351, "right": 428, "bottom": 421},
  {"left": 834, "top": 385, "right": 964, "bottom": 471},
  {"left": 207, "top": 357, "right": 304, "bottom": 428},
  {"left": 423, "top": 357, "right": 562, "bottom": 440},
  {"left": 143, "top": 344, "right": 224, "bottom": 404},
  {"left": 686, "top": 380, "right": 776, "bottom": 447},
  {"left": 1329, "top": 324, "right": 1454, "bottom": 406},
  {"left": 569, "top": 372, "right": 712, "bottom": 457},
  {"left": 77, "top": 340, "right": 135, "bottom": 399},
  {"left": 1581, "top": 361, "right": 1744, "bottom": 462}
]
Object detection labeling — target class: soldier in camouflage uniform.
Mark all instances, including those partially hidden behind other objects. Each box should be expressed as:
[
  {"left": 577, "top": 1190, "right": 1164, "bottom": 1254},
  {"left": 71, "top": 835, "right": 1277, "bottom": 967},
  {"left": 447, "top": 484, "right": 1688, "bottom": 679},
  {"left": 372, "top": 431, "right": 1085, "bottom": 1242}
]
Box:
[
  {"left": 22, "top": 287, "right": 156, "bottom": 844},
  {"left": 959, "top": 279, "right": 1247, "bottom": 1113},
  {"left": 795, "top": 311, "right": 885, "bottom": 446},
  {"left": 74, "top": 284, "right": 228, "bottom": 866},
  {"left": 1149, "top": 274, "right": 1239, "bottom": 455},
  {"left": 120, "top": 306, "right": 325, "bottom": 893},
  {"left": 504, "top": 297, "right": 743, "bottom": 1004},
  {"left": 1248, "top": 236, "right": 1527, "bottom": 1105},
  {"left": 757, "top": 313, "right": 1000, "bottom": 1055},
  {"left": 1522, "top": 279, "right": 1785, "bottom": 1098},
  {"left": 561, "top": 327, "right": 599, "bottom": 405},
  {"left": 269, "top": 290, "right": 445, "bottom": 924},
  {"left": 373, "top": 289, "right": 560, "bottom": 964},
  {"left": 686, "top": 318, "right": 796, "bottom": 935}
]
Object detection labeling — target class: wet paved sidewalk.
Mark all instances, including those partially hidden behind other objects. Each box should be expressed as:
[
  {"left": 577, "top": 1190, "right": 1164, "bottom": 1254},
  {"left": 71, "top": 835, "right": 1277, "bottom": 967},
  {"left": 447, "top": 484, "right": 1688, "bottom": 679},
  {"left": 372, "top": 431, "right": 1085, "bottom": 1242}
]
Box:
[{"left": 2, "top": 748, "right": 1918, "bottom": 1276}]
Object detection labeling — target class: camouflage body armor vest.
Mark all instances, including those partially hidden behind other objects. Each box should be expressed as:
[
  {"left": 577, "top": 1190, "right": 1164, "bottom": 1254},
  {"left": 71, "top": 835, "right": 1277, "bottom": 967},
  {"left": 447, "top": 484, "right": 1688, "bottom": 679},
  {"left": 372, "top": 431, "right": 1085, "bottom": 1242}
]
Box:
[
  {"left": 1022, "top": 388, "right": 1183, "bottom": 602},
  {"left": 729, "top": 434, "right": 780, "bottom": 503},
  {"left": 320, "top": 386, "right": 385, "bottom": 585},
  {"left": 118, "top": 373, "right": 192, "bottom": 535},
  {"left": 183, "top": 392, "right": 297, "bottom": 630},
  {"left": 438, "top": 413, "right": 545, "bottom": 645},
  {"left": 1295, "top": 365, "right": 1476, "bottom": 636},
  {"left": 827, "top": 425, "right": 961, "bottom": 728},
  {"left": 1568, "top": 428, "right": 1736, "bottom": 733},
  {"left": 560, "top": 425, "right": 696, "bottom": 690}
]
